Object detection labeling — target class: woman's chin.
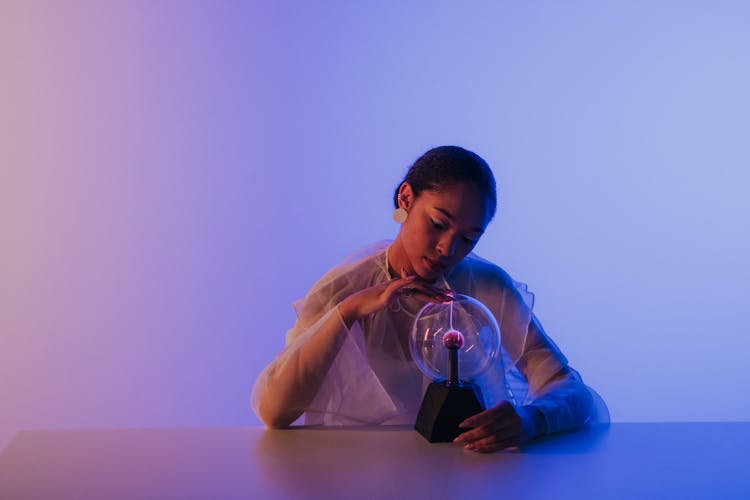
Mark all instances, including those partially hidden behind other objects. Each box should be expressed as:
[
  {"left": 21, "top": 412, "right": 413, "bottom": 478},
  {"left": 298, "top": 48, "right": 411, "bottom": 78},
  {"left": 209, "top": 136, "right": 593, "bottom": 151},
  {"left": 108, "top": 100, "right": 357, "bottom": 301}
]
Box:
[
  {"left": 421, "top": 257, "right": 448, "bottom": 278},
  {"left": 414, "top": 264, "right": 441, "bottom": 282}
]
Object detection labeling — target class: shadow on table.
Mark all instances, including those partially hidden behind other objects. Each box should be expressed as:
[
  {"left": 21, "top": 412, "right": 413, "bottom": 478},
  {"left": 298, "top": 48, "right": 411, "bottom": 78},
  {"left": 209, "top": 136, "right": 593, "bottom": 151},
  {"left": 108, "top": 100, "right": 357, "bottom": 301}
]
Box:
[{"left": 523, "top": 423, "right": 611, "bottom": 454}]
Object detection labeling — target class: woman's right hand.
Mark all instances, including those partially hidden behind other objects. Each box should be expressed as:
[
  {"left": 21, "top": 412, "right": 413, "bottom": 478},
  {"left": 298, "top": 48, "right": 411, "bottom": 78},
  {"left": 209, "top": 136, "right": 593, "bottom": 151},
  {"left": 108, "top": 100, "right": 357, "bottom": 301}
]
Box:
[{"left": 337, "top": 273, "right": 454, "bottom": 329}]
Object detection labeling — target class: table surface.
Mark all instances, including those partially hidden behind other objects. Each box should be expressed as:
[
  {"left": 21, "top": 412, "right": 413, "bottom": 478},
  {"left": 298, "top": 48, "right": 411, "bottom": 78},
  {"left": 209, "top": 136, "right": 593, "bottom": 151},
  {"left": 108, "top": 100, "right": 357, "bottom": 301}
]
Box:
[{"left": 1, "top": 423, "right": 748, "bottom": 499}]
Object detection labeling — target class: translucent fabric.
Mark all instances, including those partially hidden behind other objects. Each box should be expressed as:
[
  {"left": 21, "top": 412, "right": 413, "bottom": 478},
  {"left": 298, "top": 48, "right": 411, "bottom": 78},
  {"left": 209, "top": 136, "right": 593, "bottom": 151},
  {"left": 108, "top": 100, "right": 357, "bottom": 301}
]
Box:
[{"left": 251, "top": 241, "right": 595, "bottom": 434}]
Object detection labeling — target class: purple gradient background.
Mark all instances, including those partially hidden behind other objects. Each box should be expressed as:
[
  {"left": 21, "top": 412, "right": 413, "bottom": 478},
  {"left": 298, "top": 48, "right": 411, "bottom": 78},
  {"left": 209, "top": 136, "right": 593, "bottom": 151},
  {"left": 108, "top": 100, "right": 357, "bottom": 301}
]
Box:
[{"left": 1, "top": 1, "right": 749, "bottom": 451}]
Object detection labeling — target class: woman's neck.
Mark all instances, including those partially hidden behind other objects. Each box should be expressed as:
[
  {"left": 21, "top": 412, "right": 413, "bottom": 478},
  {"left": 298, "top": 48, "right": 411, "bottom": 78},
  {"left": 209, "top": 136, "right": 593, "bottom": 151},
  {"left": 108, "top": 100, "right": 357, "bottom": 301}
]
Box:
[{"left": 387, "top": 238, "right": 410, "bottom": 278}]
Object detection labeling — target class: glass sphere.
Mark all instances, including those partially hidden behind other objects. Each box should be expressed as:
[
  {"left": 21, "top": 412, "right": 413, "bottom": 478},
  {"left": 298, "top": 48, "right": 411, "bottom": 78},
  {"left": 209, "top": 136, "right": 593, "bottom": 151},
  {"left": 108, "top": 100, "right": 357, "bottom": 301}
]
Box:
[{"left": 409, "top": 294, "right": 501, "bottom": 382}]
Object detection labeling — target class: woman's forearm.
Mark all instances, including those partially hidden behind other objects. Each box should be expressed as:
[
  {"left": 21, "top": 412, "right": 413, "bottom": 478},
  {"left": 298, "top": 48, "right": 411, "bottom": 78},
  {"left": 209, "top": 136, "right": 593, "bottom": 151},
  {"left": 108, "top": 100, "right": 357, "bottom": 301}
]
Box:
[
  {"left": 252, "top": 307, "right": 352, "bottom": 428},
  {"left": 529, "top": 372, "right": 594, "bottom": 434}
]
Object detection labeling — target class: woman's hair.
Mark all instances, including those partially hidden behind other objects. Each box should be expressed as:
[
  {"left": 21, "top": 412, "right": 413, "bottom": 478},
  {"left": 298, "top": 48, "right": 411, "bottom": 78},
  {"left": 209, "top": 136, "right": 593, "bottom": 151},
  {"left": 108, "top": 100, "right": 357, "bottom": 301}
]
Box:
[{"left": 394, "top": 146, "right": 497, "bottom": 219}]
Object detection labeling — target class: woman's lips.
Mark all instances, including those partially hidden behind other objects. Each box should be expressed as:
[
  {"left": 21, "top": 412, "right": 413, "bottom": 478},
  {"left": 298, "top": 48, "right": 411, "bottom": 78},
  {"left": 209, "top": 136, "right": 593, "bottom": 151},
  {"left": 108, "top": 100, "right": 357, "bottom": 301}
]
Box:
[{"left": 423, "top": 257, "right": 447, "bottom": 273}]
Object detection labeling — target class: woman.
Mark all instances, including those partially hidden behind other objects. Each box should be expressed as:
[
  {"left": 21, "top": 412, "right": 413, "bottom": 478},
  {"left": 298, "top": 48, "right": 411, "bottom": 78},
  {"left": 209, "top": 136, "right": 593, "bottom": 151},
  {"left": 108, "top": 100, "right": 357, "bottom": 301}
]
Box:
[{"left": 252, "top": 146, "right": 595, "bottom": 453}]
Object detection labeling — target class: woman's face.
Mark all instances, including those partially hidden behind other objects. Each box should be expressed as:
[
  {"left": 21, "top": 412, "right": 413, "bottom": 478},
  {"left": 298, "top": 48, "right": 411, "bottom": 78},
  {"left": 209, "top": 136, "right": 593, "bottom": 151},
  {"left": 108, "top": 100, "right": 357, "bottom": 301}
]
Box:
[{"left": 398, "top": 181, "right": 491, "bottom": 280}]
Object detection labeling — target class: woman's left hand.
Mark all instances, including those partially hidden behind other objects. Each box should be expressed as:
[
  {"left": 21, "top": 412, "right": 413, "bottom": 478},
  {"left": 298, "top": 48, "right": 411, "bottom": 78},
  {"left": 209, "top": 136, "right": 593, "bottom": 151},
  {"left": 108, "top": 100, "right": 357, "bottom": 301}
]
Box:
[{"left": 453, "top": 401, "right": 544, "bottom": 453}]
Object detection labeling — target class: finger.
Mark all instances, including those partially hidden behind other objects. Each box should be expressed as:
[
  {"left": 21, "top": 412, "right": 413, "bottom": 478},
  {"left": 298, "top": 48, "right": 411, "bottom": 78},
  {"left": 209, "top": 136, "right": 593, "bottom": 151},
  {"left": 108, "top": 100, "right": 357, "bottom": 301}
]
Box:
[
  {"left": 411, "top": 288, "right": 454, "bottom": 303},
  {"left": 467, "top": 422, "right": 522, "bottom": 448},
  {"left": 459, "top": 401, "right": 516, "bottom": 428},
  {"left": 465, "top": 437, "right": 521, "bottom": 454},
  {"left": 382, "top": 278, "right": 419, "bottom": 305},
  {"left": 417, "top": 281, "right": 454, "bottom": 299},
  {"left": 465, "top": 428, "right": 522, "bottom": 453},
  {"left": 455, "top": 404, "right": 518, "bottom": 444},
  {"left": 395, "top": 281, "right": 451, "bottom": 302},
  {"left": 390, "top": 271, "right": 454, "bottom": 302},
  {"left": 459, "top": 423, "right": 522, "bottom": 452},
  {"left": 454, "top": 419, "right": 518, "bottom": 444},
  {"left": 385, "top": 275, "right": 417, "bottom": 294},
  {"left": 412, "top": 280, "right": 454, "bottom": 300}
]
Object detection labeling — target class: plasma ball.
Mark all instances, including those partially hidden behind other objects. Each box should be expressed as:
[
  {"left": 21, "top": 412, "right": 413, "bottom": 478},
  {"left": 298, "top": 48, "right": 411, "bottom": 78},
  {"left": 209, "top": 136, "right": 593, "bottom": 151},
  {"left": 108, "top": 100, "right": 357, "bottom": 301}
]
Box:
[{"left": 442, "top": 330, "right": 465, "bottom": 350}]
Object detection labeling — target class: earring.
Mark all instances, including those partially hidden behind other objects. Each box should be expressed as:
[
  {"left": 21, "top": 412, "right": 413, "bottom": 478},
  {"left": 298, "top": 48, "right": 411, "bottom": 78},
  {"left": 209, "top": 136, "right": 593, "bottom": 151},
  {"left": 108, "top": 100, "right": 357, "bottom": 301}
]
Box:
[
  {"left": 392, "top": 208, "right": 408, "bottom": 224},
  {"left": 393, "top": 193, "right": 408, "bottom": 224}
]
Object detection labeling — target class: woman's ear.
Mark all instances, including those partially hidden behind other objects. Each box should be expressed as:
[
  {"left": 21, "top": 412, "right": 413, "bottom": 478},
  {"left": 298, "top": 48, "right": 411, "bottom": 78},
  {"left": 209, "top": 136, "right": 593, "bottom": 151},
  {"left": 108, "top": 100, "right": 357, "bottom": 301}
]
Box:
[
  {"left": 398, "top": 182, "right": 414, "bottom": 210},
  {"left": 393, "top": 182, "right": 414, "bottom": 224}
]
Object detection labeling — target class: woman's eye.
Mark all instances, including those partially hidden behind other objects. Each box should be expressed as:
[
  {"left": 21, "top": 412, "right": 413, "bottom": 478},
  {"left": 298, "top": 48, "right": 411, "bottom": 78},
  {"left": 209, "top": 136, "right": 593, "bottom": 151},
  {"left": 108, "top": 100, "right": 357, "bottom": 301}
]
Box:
[{"left": 431, "top": 219, "right": 447, "bottom": 230}]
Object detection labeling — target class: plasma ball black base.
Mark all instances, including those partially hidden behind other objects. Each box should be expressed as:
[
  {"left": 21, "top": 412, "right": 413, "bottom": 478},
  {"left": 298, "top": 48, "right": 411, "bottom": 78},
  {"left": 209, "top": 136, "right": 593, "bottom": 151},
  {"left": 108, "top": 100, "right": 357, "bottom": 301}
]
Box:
[{"left": 414, "top": 381, "right": 484, "bottom": 443}]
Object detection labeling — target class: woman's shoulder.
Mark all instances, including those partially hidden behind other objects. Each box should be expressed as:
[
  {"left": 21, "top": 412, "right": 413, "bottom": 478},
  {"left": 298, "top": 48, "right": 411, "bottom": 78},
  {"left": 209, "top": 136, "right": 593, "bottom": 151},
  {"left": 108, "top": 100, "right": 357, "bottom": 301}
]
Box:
[
  {"left": 323, "top": 240, "right": 390, "bottom": 282},
  {"left": 453, "top": 252, "right": 535, "bottom": 311},
  {"left": 298, "top": 241, "right": 390, "bottom": 304},
  {"left": 454, "top": 251, "right": 514, "bottom": 287},
  {"left": 335, "top": 240, "right": 391, "bottom": 268}
]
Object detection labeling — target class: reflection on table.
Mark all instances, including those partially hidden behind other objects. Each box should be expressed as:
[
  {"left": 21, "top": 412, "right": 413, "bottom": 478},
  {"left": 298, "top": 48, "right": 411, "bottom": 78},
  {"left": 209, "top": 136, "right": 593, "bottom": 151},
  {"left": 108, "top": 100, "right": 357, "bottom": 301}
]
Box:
[{"left": 1, "top": 423, "right": 748, "bottom": 499}]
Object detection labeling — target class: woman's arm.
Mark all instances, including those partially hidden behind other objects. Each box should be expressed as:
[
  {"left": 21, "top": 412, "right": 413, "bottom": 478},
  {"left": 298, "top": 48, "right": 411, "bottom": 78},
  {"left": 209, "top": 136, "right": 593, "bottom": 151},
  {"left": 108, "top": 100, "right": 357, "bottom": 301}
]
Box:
[
  {"left": 514, "top": 315, "right": 594, "bottom": 435},
  {"left": 453, "top": 264, "right": 594, "bottom": 451},
  {"left": 252, "top": 272, "right": 446, "bottom": 428},
  {"left": 454, "top": 315, "right": 593, "bottom": 452},
  {"left": 252, "top": 306, "right": 351, "bottom": 428}
]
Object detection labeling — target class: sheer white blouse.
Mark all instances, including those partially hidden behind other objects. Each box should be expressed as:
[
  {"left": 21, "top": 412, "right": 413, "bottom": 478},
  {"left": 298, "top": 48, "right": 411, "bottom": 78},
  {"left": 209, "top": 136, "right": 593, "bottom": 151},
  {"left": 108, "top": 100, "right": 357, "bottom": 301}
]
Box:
[{"left": 252, "top": 241, "right": 593, "bottom": 434}]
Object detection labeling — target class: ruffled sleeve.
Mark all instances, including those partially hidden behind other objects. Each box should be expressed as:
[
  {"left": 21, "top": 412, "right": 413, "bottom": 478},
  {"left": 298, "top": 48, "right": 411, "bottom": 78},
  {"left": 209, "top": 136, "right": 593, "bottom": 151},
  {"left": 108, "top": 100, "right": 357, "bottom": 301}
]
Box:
[
  {"left": 251, "top": 245, "right": 401, "bottom": 427},
  {"left": 452, "top": 254, "right": 595, "bottom": 435}
]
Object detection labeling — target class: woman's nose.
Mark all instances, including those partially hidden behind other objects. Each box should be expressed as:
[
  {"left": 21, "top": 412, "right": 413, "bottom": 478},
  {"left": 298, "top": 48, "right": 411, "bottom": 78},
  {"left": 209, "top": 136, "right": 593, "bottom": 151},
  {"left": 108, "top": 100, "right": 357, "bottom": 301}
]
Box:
[{"left": 438, "top": 236, "right": 457, "bottom": 257}]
